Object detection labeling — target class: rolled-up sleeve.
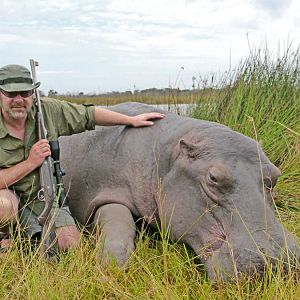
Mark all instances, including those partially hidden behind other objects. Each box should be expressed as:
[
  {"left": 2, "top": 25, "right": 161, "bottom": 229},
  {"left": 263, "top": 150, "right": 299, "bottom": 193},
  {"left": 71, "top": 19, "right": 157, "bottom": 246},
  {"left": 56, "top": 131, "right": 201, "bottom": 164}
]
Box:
[{"left": 42, "top": 98, "right": 95, "bottom": 138}]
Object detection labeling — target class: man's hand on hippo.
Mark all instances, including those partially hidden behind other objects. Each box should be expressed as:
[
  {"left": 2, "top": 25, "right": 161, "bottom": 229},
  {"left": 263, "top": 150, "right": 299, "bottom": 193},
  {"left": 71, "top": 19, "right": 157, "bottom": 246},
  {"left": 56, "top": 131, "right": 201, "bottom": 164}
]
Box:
[
  {"left": 129, "top": 112, "right": 165, "bottom": 127},
  {"left": 93, "top": 107, "right": 165, "bottom": 127}
]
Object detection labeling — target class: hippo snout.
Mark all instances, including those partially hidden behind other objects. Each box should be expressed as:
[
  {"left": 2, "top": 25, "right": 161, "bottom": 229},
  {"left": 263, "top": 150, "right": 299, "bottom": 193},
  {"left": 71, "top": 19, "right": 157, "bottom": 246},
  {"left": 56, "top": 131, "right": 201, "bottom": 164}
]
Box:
[
  {"left": 199, "top": 222, "right": 227, "bottom": 261},
  {"left": 203, "top": 233, "right": 300, "bottom": 281}
]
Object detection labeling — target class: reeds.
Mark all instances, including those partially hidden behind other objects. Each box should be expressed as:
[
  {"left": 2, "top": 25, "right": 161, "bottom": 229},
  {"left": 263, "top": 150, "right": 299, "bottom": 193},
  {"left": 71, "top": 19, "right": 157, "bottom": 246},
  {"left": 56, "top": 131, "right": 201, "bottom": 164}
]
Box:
[{"left": 0, "top": 225, "right": 299, "bottom": 299}]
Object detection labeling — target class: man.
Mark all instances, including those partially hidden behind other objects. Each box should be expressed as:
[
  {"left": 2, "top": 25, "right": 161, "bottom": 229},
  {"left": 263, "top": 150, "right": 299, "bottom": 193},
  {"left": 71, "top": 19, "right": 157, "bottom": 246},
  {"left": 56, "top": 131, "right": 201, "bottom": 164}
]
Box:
[{"left": 0, "top": 64, "right": 164, "bottom": 250}]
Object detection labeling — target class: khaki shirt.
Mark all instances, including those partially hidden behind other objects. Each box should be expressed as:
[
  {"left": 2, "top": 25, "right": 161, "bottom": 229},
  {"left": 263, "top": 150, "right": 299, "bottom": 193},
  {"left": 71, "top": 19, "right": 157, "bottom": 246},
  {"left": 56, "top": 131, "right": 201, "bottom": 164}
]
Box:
[{"left": 0, "top": 97, "right": 95, "bottom": 214}]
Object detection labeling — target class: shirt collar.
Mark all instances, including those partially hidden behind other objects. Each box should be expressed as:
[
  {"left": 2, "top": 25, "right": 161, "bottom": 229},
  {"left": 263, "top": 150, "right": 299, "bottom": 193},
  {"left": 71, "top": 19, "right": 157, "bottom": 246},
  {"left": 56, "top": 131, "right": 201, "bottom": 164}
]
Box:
[{"left": 0, "top": 110, "right": 9, "bottom": 138}]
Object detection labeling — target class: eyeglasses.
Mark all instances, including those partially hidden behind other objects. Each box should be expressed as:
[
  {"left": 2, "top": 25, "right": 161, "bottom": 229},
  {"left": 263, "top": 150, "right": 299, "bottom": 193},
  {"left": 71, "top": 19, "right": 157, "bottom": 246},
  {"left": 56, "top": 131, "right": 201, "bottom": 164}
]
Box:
[{"left": 0, "top": 89, "right": 34, "bottom": 98}]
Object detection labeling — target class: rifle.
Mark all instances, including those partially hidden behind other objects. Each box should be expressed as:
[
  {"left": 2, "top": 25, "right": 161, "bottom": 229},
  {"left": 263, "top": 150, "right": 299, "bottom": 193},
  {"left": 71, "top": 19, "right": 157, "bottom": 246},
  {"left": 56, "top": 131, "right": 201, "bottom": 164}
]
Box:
[
  {"left": 30, "top": 59, "right": 58, "bottom": 262},
  {"left": 50, "top": 140, "right": 67, "bottom": 207}
]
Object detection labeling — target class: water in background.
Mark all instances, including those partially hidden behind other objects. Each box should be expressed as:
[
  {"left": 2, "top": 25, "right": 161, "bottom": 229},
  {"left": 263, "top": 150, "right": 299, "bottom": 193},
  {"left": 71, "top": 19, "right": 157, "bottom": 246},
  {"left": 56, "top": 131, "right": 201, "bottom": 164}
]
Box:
[
  {"left": 149, "top": 103, "right": 196, "bottom": 116},
  {"left": 101, "top": 103, "right": 197, "bottom": 116}
]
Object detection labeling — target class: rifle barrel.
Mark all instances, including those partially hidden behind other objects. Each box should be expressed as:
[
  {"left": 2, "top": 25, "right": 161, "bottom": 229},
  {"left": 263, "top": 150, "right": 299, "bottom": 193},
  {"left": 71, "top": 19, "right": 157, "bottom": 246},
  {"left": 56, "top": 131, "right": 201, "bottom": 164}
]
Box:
[{"left": 30, "top": 59, "right": 58, "bottom": 262}]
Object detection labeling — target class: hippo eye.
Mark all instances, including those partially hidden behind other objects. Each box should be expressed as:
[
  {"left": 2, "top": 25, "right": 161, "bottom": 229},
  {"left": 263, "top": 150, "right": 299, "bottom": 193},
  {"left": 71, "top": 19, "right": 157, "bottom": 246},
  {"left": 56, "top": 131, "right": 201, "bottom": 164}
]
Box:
[
  {"left": 206, "top": 166, "right": 232, "bottom": 190},
  {"left": 208, "top": 171, "right": 218, "bottom": 184}
]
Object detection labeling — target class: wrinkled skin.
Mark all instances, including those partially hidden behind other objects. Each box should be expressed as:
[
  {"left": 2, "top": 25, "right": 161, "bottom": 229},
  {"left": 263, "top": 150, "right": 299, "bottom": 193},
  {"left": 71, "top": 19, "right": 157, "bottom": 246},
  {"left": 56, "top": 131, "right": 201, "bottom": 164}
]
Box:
[{"left": 60, "top": 102, "right": 300, "bottom": 280}]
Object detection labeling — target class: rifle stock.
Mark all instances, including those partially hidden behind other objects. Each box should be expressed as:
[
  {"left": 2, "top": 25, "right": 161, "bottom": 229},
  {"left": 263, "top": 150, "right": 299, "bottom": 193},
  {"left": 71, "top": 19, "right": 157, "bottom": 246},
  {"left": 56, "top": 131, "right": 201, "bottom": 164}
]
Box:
[{"left": 30, "top": 59, "right": 58, "bottom": 262}]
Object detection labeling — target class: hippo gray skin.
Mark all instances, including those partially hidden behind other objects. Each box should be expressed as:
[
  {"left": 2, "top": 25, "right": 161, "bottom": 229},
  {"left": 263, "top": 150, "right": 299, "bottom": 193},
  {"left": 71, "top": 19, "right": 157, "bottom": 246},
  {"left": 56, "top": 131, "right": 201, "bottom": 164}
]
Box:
[{"left": 59, "top": 102, "right": 300, "bottom": 281}]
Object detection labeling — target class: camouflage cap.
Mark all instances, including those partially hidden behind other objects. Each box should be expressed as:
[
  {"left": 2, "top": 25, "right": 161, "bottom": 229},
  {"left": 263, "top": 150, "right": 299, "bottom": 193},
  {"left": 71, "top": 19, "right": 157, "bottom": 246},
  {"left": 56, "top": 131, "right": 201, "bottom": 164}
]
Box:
[{"left": 0, "top": 64, "right": 40, "bottom": 92}]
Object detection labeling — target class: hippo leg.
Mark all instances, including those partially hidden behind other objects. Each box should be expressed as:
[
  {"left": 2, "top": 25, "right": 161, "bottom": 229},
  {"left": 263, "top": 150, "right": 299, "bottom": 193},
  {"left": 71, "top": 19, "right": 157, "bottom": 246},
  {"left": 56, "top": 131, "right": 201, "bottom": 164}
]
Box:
[{"left": 94, "top": 203, "right": 136, "bottom": 267}]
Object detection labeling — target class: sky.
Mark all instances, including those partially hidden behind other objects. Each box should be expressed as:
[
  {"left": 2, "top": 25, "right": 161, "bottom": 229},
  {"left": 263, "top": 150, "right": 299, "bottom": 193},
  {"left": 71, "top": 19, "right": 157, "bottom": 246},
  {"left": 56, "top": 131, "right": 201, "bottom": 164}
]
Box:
[{"left": 1, "top": 0, "right": 300, "bottom": 94}]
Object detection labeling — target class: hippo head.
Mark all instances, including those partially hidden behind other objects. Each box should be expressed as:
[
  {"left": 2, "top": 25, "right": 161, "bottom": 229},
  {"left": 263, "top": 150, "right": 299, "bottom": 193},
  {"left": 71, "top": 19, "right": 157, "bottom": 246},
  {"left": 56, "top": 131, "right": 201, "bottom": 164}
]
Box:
[{"left": 161, "top": 126, "right": 300, "bottom": 281}]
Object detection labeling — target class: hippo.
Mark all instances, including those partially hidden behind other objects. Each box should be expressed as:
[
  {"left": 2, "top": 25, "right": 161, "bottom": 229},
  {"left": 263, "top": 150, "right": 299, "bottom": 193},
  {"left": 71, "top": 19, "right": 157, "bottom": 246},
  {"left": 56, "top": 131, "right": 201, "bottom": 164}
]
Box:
[{"left": 59, "top": 102, "right": 300, "bottom": 280}]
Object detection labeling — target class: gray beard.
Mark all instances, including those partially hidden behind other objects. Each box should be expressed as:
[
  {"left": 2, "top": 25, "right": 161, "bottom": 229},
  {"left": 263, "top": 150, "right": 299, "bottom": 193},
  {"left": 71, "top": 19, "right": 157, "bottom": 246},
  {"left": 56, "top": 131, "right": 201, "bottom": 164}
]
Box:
[{"left": 6, "top": 108, "right": 29, "bottom": 119}]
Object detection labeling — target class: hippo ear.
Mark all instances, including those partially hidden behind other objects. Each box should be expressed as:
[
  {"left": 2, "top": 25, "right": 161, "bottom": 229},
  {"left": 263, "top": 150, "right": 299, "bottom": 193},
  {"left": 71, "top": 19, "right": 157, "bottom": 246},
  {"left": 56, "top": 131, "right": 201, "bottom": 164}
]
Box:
[{"left": 179, "top": 139, "right": 198, "bottom": 158}]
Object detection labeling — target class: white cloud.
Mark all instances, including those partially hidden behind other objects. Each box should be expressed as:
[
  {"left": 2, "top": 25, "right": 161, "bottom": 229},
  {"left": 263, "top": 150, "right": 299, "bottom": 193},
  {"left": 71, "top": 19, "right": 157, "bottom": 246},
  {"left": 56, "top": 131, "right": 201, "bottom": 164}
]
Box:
[
  {"left": 252, "top": 0, "right": 292, "bottom": 17},
  {"left": 0, "top": 0, "right": 299, "bottom": 93}
]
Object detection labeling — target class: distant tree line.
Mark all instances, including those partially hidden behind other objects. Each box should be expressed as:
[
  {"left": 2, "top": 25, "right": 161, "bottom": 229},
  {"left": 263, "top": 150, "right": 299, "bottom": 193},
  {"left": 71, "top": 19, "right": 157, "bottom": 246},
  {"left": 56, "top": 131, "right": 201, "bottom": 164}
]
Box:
[{"left": 47, "top": 87, "right": 204, "bottom": 98}]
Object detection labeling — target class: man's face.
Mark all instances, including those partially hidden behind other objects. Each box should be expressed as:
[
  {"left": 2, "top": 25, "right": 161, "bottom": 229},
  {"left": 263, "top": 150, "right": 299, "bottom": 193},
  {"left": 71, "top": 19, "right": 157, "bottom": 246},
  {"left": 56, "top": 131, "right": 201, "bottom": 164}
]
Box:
[{"left": 0, "top": 89, "right": 34, "bottom": 120}]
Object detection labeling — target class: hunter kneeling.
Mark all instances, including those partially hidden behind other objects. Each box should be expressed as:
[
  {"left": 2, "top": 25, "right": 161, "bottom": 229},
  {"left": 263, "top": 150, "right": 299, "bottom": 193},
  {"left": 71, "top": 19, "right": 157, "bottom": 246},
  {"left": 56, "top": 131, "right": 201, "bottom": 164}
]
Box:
[{"left": 0, "top": 62, "right": 164, "bottom": 255}]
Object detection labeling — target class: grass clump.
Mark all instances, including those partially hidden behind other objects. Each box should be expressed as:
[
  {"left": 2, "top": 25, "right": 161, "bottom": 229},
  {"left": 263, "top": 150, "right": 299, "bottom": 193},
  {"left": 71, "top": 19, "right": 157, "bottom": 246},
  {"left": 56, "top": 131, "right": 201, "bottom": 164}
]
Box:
[{"left": 0, "top": 227, "right": 299, "bottom": 299}]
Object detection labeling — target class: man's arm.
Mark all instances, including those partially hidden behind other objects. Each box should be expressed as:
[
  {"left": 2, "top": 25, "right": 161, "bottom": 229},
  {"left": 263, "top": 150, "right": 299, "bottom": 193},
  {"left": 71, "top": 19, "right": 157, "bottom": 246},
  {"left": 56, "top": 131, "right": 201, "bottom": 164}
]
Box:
[
  {"left": 93, "top": 107, "right": 165, "bottom": 127},
  {"left": 0, "top": 139, "right": 51, "bottom": 189}
]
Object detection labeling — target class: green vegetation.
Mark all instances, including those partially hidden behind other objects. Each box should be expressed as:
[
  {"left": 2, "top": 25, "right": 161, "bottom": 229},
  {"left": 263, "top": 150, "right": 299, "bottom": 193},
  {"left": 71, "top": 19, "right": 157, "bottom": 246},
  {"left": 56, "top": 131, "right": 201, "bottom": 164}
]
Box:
[
  {"left": 1, "top": 46, "right": 300, "bottom": 299},
  {"left": 1, "top": 227, "right": 299, "bottom": 299},
  {"left": 54, "top": 88, "right": 198, "bottom": 106}
]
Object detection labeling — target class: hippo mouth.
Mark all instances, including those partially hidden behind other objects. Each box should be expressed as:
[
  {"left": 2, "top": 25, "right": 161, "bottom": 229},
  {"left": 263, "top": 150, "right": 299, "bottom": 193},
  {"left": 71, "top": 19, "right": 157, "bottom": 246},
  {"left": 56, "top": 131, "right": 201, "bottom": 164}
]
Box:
[{"left": 200, "top": 221, "right": 227, "bottom": 262}]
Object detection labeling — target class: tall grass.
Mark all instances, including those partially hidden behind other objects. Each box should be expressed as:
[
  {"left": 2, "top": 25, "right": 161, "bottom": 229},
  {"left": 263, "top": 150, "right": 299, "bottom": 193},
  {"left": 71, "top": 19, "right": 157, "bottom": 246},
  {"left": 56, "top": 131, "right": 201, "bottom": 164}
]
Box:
[{"left": 1, "top": 227, "right": 299, "bottom": 299}]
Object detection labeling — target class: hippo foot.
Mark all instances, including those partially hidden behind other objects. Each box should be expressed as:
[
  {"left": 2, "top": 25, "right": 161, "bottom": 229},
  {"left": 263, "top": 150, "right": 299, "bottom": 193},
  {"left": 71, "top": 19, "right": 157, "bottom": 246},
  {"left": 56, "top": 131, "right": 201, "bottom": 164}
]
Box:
[
  {"left": 98, "top": 240, "right": 134, "bottom": 267},
  {"left": 94, "top": 203, "right": 136, "bottom": 267}
]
